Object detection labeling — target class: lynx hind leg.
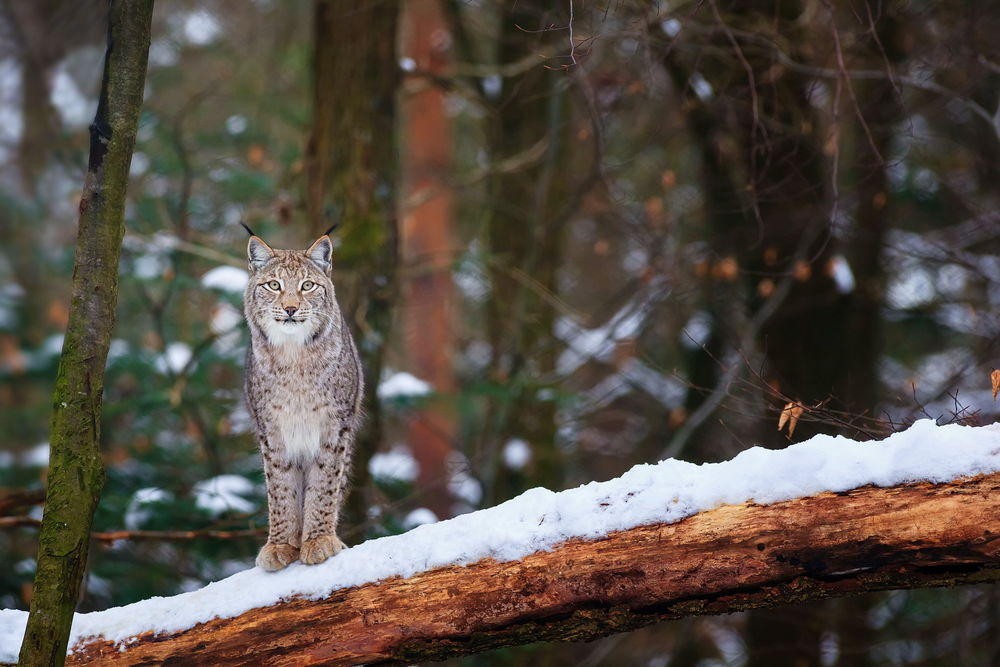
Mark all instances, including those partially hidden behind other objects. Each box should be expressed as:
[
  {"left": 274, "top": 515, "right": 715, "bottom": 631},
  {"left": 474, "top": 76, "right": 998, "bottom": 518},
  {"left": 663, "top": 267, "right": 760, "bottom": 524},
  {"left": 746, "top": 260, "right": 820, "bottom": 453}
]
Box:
[
  {"left": 256, "top": 542, "right": 299, "bottom": 572},
  {"left": 300, "top": 534, "right": 347, "bottom": 565}
]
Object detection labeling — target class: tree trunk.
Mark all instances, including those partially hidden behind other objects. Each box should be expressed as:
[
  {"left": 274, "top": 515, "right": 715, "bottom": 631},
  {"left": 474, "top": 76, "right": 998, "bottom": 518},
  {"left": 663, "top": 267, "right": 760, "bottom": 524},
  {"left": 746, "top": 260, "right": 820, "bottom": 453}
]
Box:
[
  {"left": 397, "top": 0, "right": 456, "bottom": 519},
  {"left": 67, "top": 472, "right": 1000, "bottom": 666},
  {"left": 481, "top": 1, "right": 573, "bottom": 504},
  {"left": 833, "top": 8, "right": 908, "bottom": 664},
  {"left": 306, "top": 0, "right": 399, "bottom": 534},
  {"left": 688, "top": 4, "right": 839, "bottom": 663},
  {"left": 662, "top": 54, "right": 752, "bottom": 463},
  {"left": 16, "top": 2, "right": 153, "bottom": 666}
]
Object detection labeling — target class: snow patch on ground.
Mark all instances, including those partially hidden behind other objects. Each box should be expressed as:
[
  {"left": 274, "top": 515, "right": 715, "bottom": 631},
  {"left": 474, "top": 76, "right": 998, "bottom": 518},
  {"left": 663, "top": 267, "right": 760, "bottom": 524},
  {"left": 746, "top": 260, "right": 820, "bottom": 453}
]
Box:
[
  {"left": 193, "top": 475, "right": 256, "bottom": 516},
  {"left": 22, "top": 443, "right": 50, "bottom": 467},
  {"left": 201, "top": 266, "right": 249, "bottom": 293},
  {"left": 447, "top": 470, "right": 482, "bottom": 506},
  {"left": 155, "top": 342, "right": 193, "bottom": 375},
  {"left": 125, "top": 488, "right": 174, "bottom": 530},
  {"left": 368, "top": 446, "right": 419, "bottom": 483},
  {"left": 377, "top": 371, "right": 432, "bottom": 399},
  {"left": 403, "top": 507, "right": 438, "bottom": 529},
  {"left": 503, "top": 439, "right": 531, "bottom": 469},
  {"left": 210, "top": 303, "right": 244, "bottom": 356},
  {"left": 1, "top": 420, "right": 999, "bottom": 660}
]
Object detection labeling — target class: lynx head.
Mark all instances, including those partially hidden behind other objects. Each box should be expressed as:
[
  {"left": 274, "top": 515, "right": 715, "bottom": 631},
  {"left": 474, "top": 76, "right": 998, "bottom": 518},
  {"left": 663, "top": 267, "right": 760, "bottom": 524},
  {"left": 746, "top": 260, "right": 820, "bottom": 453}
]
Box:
[{"left": 243, "top": 231, "right": 339, "bottom": 346}]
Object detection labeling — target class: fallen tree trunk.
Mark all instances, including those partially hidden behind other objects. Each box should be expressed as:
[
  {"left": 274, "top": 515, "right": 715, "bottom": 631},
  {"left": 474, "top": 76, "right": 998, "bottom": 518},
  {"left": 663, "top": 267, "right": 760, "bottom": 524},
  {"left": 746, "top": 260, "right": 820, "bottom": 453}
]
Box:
[{"left": 69, "top": 472, "right": 1000, "bottom": 666}]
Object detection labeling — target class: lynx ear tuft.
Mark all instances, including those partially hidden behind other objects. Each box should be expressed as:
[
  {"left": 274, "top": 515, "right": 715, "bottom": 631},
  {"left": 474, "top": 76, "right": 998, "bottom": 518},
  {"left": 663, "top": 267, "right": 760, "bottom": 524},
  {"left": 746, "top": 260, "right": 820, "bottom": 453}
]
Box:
[
  {"left": 305, "top": 235, "right": 333, "bottom": 273},
  {"left": 247, "top": 236, "right": 274, "bottom": 272}
]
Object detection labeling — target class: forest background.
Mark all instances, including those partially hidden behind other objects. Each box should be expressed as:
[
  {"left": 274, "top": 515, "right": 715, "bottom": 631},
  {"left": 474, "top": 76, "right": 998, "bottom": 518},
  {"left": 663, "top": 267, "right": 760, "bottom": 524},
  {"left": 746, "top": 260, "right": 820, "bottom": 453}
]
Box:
[{"left": 1, "top": 0, "right": 999, "bottom": 665}]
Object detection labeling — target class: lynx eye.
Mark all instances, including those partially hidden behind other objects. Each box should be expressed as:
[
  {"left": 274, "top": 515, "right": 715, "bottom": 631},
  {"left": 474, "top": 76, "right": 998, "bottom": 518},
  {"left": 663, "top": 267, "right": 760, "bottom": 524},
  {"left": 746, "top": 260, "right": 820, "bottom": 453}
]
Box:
[
  {"left": 264, "top": 280, "right": 281, "bottom": 291},
  {"left": 301, "top": 280, "right": 316, "bottom": 292}
]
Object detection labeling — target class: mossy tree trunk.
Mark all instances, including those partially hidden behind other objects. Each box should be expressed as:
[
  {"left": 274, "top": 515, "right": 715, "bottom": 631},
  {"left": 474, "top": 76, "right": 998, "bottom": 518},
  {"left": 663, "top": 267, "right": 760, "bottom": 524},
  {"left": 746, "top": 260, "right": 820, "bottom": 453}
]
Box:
[
  {"left": 17, "top": 2, "right": 153, "bottom": 665},
  {"left": 306, "top": 0, "right": 399, "bottom": 536}
]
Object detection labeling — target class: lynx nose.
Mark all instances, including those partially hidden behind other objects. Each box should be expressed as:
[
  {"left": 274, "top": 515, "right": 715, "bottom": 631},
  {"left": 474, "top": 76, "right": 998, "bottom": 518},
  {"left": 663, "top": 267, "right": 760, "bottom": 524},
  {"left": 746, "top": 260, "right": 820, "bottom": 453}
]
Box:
[{"left": 284, "top": 306, "right": 298, "bottom": 317}]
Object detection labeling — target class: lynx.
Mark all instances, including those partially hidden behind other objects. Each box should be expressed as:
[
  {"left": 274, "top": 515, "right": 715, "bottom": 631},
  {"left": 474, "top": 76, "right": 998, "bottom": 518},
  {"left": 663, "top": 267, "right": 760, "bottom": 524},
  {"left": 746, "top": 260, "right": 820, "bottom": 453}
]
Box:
[{"left": 241, "top": 226, "right": 363, "bottom": 571}]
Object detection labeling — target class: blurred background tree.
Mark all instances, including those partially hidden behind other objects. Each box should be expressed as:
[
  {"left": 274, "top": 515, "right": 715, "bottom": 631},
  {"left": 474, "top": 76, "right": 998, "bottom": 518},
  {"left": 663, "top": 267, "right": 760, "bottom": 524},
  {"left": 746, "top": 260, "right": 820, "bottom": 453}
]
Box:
[{"left": 1, "top": 0, "right": 999, "bottom": 665}]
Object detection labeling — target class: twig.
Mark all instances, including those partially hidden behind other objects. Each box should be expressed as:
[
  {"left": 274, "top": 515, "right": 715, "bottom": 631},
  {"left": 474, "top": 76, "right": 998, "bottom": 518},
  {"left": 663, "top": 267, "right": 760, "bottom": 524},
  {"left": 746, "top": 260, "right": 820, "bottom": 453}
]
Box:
[
  {"left": 0, "top": 488, "right": 46, "bottom": 515},
  {"left": 567, "top": 0, "right": 578, "bottom": 66},
  {"left": 0, "top": 516, "right": 265, "bottom": 542},
  {"left": 825, "top": 3, "right": 883, "bottom": 164},
  {"left": 661, "top": 213, "right": 832, "bottom": 460},
  {"left": 125, "top": 232, "right": 244, "bottom": 268},
  {"left": 705, "top": 23, "right": 1000, "bottom": 142}
]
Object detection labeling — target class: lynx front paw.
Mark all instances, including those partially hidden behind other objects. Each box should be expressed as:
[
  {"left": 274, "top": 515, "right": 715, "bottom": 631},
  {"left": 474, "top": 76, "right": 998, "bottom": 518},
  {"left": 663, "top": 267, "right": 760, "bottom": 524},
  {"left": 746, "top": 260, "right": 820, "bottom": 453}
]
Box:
[
  {"left": 256, "top": 542, "right": 299, "bottom": 572},
  {"left": 300, "top": 534, "right": 346, "bottom": 565}
]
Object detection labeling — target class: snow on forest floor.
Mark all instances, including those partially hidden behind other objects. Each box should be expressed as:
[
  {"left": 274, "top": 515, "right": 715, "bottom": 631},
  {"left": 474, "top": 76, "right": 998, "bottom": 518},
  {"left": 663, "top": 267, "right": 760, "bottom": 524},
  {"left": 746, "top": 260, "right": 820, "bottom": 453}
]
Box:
[{"left": 2, "top": 419, "right": 1000, "bottom": 659}]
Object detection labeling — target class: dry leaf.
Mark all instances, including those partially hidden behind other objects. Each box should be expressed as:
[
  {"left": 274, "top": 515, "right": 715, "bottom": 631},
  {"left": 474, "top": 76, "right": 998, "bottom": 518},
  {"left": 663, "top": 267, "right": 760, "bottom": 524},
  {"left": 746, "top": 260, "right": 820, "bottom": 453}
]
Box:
[
  {"left": 757, "top": 278, "right": 775, "bottom": 298},
  {"left": 644, "top": 196, "right": 664, "bottom": 220},
  {"left": 248, "top": 144, "right": 265, "bottom": 167},
  {"left": 668, "top": 406, "right": 688, "bottom": 429},
  {"left": 778, "top": 401, "right": 805, "bottom": 439},
  {"left": 46, "top": 300, "right": 70, "bottom": 328},
  {"left": 713, "top": 256, "right": 738, "bottom": 281},
  {"left": 991, "top": 369, "right": 1000, "bottom": 400},
  {"left": 763, "top": 246, "right": 778, "bottom": 266},
  {"left": 792, "top": 259, "right": 812, "bottom": 282},
  {"left": 823, "top": 129, "right": 839, "bottom": 157},
  {"left": 787, "top": 404, "right": 804, "bottom": 438},
  {"left": 0, "top": 336, "right": 26, "bottom": 374},
  {"left": 777, "top": 402, "right": 791, "bottom": 431},
  {"left": 761, "top": 63, "right": 785, "bottom": 84}
]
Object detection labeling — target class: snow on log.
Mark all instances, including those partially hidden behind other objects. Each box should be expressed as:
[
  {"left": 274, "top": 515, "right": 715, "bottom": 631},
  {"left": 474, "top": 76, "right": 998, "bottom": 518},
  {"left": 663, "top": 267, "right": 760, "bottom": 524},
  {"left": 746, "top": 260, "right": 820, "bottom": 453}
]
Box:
[
  {"left": 67, "top": 472, "right": 1000, "bottom": 665},
  {"left": 1, "top": 420, "right": 999, "bottom": 664}
]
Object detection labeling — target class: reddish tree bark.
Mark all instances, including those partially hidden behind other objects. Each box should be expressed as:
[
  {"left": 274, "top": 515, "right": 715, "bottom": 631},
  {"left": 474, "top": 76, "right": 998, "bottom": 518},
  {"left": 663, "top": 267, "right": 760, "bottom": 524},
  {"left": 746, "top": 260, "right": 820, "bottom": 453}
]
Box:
[{"left": 398, "top": 0, "right": 456, "bottom": 519}]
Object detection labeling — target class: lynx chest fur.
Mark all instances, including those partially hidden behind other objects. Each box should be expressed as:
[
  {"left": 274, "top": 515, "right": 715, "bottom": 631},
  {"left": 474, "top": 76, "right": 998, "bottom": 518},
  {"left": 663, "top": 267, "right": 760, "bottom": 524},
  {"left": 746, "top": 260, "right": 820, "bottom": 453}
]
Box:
[
  {"left": 241, "top": 229, "right": 363, "bottom": 571},
  {"left": 247, "top": 340, "right": 341, "bottom": 462}
]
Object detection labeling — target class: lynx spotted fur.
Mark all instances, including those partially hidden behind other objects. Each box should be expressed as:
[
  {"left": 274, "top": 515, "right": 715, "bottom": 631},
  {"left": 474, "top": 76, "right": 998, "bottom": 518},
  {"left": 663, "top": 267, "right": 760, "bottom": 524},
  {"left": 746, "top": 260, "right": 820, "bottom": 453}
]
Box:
[{"left": 242, "top": 232, "right": 363, "bottom": 571}]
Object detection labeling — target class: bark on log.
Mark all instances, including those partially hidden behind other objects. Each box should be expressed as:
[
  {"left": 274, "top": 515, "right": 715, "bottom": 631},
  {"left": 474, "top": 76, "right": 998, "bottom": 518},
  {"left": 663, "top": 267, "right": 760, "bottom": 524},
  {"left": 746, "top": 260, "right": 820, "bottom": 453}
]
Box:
[{"left": 68, "top": 473, "right": 1000, "bottom": 666}]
